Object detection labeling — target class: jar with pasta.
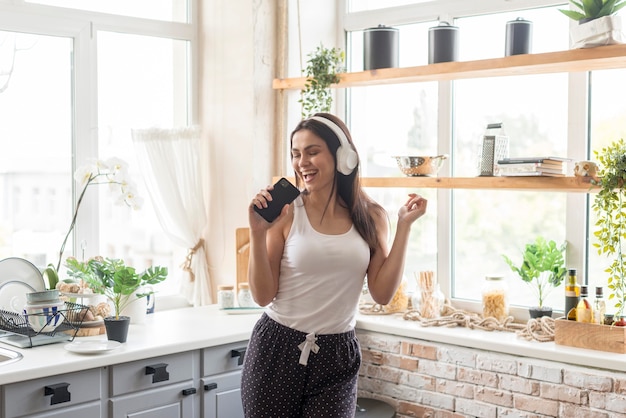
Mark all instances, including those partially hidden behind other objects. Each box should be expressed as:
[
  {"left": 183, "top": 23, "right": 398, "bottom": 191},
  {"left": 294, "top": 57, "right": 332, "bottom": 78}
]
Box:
[{"left": 481, "top": 276, "right": 509, "bottom": 321}]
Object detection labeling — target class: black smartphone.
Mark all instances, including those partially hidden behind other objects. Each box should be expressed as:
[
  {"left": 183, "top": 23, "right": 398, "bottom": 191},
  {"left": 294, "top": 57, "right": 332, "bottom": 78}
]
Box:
[{"left": 253, "top": 178, "right": 301, "bottom": 223}]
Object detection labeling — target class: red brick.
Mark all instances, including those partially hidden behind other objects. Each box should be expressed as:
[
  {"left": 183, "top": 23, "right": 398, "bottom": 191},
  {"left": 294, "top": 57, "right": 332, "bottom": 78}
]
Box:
[
  {"left": 474, "top": 386, "right": 513, "bottom": 407},
  {"left": 514, "top": 393, "right": 559, "bottom": 416},
  {"left": 436, "top": 378, "right": 474, "bottom": 398},
  {"left": 560, "top": 403, "right": 609, "bottom": 418},
  {"left": 540, "top": 382, "right": 587, "bottom": 404},
  {"left": 498, "top": 374, "right": 539, "bottom": 395},
  {"left": 457, "top": 366, "right": 498, "bottom": 388},
  {"left": 402, "top": 341, "right": 438, "bottom": 360}
]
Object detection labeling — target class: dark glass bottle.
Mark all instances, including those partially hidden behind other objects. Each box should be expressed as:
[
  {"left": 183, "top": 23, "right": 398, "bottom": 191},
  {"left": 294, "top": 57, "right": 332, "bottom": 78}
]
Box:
[{"left": 564, "top": 269, "right": 580, "bottom": 320}]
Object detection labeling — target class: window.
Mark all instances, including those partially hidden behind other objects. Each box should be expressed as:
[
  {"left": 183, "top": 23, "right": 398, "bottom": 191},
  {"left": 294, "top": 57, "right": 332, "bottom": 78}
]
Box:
[
  {"left": 0, "top": 3, "right": 195, "bottom": 297},
  {"left": 337, "top": 1, "right": 597, "bottom": 316},
  {"left": 589, "top": 68, "right": 626, "bottom": 313}
]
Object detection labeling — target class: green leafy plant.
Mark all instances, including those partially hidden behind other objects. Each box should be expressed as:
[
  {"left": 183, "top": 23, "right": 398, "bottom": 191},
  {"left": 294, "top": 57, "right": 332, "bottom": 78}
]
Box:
[
  {"left": 65, "top": 256, "right": 167, "bottom": 319},
  {"left": 502, "top": 236, "right": 567, "bottom": 308},
  {"left": 299, "top": 44, "right": 345, "bottom": 119},
  {"left": 559, "top": 0, "right": 626, "bottom": 22},
  {"left": 43, "top": 158, "right": 143, "bottom": 290},
  {"left": 592, "top": 138, "right": 626, "bottom": 318}
]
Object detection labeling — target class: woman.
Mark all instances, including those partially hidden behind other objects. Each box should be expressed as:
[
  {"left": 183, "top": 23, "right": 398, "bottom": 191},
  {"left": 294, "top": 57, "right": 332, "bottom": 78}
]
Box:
[{"left": 242, "top": 113, "right": 427, "bottom": 417}]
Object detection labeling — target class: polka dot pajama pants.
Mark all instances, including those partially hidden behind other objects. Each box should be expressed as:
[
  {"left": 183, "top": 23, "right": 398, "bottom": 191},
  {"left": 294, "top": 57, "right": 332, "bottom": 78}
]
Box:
[{"left": 241, "top": 313, "right": 361, "bottom": 418}]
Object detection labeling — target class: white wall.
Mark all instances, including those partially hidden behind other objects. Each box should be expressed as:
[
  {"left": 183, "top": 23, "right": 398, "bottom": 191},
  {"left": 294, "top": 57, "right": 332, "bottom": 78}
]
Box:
[{"left": 199, "top": 0, "right": 339, "bottom": 298}]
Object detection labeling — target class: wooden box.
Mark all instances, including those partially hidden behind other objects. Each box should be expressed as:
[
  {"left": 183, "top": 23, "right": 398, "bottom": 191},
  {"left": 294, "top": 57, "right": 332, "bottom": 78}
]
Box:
[{"left": 554, "top": 319, "right": 626, "bottom": 353}]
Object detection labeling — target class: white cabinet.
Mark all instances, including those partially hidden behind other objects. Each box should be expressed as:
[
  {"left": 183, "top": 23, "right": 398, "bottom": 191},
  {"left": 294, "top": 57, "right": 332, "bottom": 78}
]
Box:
[
  {"left": 1, "top": 368, "right": 102, "bottom": 418},
  {"left": 200, "top": 341, "right": 248, "bottom": 418},
  {"left": 0, "top": 344, "right": 251, "bottom": 418},
  {"left": 108, "top": 351, "right": 199, "bottom": 418}
]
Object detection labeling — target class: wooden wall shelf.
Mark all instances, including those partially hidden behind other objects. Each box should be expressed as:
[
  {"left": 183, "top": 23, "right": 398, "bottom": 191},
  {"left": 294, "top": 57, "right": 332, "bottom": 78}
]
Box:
[
  {"left": 275, "top": 176, "right": 596, "bottom": 193},
  {"left": 272, "top": 44, "right": 626, "bottom": 90}
]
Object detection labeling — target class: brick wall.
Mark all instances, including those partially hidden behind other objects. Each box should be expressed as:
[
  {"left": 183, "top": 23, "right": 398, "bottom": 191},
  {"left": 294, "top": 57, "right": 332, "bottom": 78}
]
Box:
[{"left": 356, "top": 330, "right": 626, "bottom": 418}]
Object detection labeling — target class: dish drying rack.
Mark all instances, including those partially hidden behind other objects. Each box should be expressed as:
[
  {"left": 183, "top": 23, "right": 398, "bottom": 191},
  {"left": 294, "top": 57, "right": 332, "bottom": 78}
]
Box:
[{"left": 0, "top": 302, "right": 88, "bottom": 348}]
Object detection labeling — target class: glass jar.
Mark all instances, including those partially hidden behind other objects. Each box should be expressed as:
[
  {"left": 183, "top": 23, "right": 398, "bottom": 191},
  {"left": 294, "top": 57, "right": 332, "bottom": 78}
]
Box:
[
  {"left": 217, "top": 285, "right": 235, "bottom": 309},
  {"left": 482, "top": 276, "right": 509, "bottom": 321},
  {"left": 237, "top": 283, "right": 256, "bottom": 308}
]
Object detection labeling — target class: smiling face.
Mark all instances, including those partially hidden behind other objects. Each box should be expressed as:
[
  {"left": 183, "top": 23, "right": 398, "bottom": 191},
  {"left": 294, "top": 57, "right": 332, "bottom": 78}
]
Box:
[{"left": 291, "top": 128, "right": 336, "bottom": 193}]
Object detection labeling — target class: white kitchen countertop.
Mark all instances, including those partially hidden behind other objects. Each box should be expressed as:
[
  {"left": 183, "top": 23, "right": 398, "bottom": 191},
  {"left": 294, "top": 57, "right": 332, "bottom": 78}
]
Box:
[
  {"left": 0, "top": 305, "right": 262, "bottom": 385},
  {"left": 356, "top": 313, "right": 626, "bottom": 372},
  {"left": 2, "top": 306, "right": 623, "bottom": 387}
]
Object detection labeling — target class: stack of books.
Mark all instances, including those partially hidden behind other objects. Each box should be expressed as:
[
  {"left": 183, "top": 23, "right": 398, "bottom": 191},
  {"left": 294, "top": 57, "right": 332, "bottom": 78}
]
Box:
[{"left": 496, "top": 157, "right": 570, "bottom": 177}]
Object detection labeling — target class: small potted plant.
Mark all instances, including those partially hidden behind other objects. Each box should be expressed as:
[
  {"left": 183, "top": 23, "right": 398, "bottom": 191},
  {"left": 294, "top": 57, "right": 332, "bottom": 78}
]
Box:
[
  {"left": 65, "top": 256, "right": 167, "bottom": 342},
  {"left": 299, "top": 44, "right": 345, "bottom": 119},
  {"left": 559, "top": 0, "right": 626, "bottom": 48},
  {"left": 591, "top": 138, "right": 626, "bottom": 323},
  {"left": 502, "top": 236, "right": 567, "bottom": 318}
]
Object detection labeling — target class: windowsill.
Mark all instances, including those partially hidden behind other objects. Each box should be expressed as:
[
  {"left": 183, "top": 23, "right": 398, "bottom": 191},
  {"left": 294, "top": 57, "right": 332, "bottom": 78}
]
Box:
[{"left": 356, "top": 313, "right": 626, "bottom": 372}]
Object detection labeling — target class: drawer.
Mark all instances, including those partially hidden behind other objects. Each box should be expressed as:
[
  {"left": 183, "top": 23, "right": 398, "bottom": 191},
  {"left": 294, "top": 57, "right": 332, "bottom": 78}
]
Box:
[
  {"left": 2, "top": 368, "right": 102, "bottom": 417},
  {"left": 202, "top": 340, "right": 248, "bottom": 376},
  {"left": 110, "top": 351, "right": 196, "bottom": 396}
]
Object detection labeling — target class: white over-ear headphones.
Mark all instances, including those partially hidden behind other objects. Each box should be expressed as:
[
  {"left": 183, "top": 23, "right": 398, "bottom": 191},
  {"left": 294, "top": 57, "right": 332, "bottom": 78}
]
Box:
[{"left": 310, "top": 116, "right": 358, "bottom": 175}]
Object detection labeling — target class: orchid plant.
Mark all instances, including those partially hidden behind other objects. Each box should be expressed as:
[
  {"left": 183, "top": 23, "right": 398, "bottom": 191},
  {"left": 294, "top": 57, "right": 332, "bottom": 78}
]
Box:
[{"left": 43, "top": 158, "right": 143, "bottom": 289}]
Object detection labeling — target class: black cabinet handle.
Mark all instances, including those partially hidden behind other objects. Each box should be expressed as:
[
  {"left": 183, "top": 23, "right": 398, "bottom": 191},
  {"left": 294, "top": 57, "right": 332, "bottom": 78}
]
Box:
[
  {"left": 231, "top": 347, "right": 247, "bottom": 366},
  {"left": 182, "top": 387, "right": 197, "bottom": 396},
  {"left": 44, "top": 383, "right": 71, "bottom": 405},
  {"left": 145, "top": 363, "right": 170, "bottom": 383},
  {"left": 204, "top": 382, "right": 218, "bottom": 391}
]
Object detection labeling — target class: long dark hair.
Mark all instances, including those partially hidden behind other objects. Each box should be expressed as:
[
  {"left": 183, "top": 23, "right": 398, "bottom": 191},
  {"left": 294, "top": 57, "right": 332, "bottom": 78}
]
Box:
[{"left": 290, "top": 112, "right": 385, "bottom": 254}]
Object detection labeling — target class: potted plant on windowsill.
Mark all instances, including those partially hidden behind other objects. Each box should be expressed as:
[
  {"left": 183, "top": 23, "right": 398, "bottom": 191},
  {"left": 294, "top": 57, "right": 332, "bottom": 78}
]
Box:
[
  {"left": 502, "top": 236, "right": 567, "bottom": 318},
  {"left": 65, "top": 256, "right": 167, "bottom": 342},
  {"left": 559, "top": 0, "right": 626, "bottom": 48},
  {"left": 299, "top": 44, "right": 345, "bottom": 119}
]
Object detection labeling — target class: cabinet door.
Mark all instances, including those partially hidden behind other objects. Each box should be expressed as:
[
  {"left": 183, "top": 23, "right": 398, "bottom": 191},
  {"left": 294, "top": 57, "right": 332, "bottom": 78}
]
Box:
[
  {"left": 201, "top": 371, "right": 243, "bottom": 418},
  {"left": 109, "top": 379, "right": 196, "bottom": 418},
  {"left": 2, "top": 368, "right": 102, "bottom": 417},
  {"left": 16, "top": 401, "right": 101, "bottom": 418},
  {"left": 110, "top": 351, "right": 196, "bottom": 397}
]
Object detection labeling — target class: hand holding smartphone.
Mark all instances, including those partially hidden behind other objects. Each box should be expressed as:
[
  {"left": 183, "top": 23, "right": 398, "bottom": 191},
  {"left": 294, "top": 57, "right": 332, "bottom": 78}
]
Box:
[{"left": 253, "top": 178, "right": 300, "bottom": 223}]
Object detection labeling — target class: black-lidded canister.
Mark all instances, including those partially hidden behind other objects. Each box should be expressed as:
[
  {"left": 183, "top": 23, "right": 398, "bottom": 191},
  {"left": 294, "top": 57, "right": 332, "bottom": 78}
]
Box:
[
  {"left": 428, "top": 21, "right": 459, "bottom": 64},
  {"left": 505, "top": 17, "right": 533, "bottom": 56},
  {"left": 364, "top": 25, "right": 399, "bottom": 70}
]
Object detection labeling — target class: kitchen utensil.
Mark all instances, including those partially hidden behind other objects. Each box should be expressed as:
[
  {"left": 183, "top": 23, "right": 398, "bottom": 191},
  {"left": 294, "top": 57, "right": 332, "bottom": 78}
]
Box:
[{"left": 392, "top": 155, "right": 448, "bottom": 176}]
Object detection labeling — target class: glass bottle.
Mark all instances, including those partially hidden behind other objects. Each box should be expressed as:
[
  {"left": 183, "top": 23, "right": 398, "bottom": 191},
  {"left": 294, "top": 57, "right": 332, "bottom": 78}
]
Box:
[
  {"left": 217, "top": 285, "right": 235, "bottom": 309},
  {"left": 482, "top": 276, "right": 509, "bottom": 321},
  {"left": 593, "top": 286, "right": 606, "bottom": 325},
  {"left": 564, "top": 269, "right": 580, "bottom": 320},
  {"left": 576, "top": 285, "right": 593, "bottom": 323},
  {"left": 237, "top": 282, "right": 257, "bottom": 308}
]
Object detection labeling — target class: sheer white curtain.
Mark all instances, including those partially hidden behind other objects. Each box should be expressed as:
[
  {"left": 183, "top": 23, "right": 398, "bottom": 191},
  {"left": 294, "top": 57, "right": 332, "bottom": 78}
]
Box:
[{"left": 131, "top": 127, "right": 212, "bottom": 306}]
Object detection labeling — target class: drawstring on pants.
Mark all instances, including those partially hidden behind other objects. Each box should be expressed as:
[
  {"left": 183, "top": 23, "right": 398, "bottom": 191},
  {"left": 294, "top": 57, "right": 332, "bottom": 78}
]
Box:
[{"left": 297, "top": 332, "right": 319, "bottom": 365}]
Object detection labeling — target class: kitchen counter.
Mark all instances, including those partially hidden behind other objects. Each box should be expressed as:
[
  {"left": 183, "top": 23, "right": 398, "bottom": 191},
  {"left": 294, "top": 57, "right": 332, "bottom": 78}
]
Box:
[
  {"left": 2, "top": 306, "right": 624, "bottom": 387},
  {"left": 0, "top": 305, "right": 262, "bottom": 385},
  {"left": 356, "top": 313, "right": 626, "bottom": 372}
]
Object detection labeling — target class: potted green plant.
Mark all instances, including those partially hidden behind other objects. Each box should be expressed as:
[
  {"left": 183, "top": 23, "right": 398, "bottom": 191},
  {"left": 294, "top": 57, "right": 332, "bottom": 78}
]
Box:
[
  {"left": 502, "top": 236, "right": 567, "bottom": 318},
  {"left": 299, "top": 44, "right": 345, "bottom": 119},
  {"left": 65, "top": 256, "right": 167, "bottom": 342},
  {"left": 559, "top": 0, "right": 626, "bottom": 48},
  {"left": 591, "top": 138, "right": 626, "bottom": 322}
]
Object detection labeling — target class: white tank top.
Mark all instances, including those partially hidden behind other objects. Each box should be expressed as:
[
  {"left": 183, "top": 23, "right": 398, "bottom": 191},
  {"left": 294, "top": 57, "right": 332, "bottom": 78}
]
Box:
[{"left": 266, "top": 196, "right": 370, "bottom": 334}]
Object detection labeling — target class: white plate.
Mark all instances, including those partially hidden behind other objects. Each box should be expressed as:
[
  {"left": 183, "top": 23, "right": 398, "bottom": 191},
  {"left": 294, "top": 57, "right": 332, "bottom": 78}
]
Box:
[
  {"left": 64, "top": 340, "right": 121, "bottom": 354},
  {"left": 0, "top": 258, "right": 45, "bottom": 293},
  {"left": 0, "top": 281, "right": 37, "bottom": 312},
  {"left": 220, "top": 307, "right": 265, "bottom": 315}
]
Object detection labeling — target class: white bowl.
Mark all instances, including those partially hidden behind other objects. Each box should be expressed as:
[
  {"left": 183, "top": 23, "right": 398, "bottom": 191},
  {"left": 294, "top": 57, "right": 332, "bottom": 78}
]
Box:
[{"left": 23, "top": 300, "right": 65, "bottom": 333}]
